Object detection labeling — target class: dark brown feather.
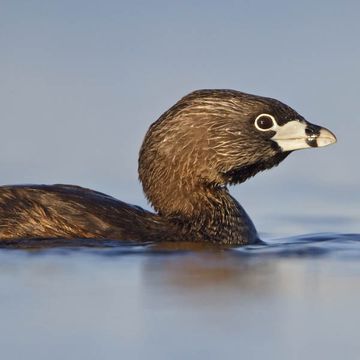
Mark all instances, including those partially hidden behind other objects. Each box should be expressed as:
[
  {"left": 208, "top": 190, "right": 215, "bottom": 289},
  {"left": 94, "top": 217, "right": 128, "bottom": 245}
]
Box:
[{"left": 0, "top": 89, "right": 305, "bottom": 246}]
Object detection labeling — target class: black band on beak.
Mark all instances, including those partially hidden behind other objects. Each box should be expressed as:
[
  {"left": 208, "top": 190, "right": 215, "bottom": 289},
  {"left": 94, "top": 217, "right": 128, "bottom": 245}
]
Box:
[{"left": 305, "top": 124, "right": 321, "bottom": 148}]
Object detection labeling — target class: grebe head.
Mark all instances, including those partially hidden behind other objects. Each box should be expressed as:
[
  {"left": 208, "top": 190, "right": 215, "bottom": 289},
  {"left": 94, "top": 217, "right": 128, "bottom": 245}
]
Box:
[{"left": 138, "top": 89, "right": 336, "bottom": 215}]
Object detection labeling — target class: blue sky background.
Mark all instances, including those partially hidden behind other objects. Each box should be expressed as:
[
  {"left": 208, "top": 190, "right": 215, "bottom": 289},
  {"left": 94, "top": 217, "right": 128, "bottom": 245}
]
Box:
[{"left": 1, "top": 0, "right": 359, "bottom": 235}]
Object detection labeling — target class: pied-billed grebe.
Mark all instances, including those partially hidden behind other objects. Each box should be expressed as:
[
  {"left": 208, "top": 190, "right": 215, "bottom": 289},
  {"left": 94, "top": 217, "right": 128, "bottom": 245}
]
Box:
[{"left": 0, "top": 90, "right": 336, "bottom": 245}]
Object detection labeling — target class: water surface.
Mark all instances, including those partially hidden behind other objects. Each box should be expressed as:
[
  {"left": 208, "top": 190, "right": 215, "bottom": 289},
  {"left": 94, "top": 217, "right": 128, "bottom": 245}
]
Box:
[
  {"left": 1, "top": 1, "right": 360, "bottom": 359},
  {"left": 1, "top": 232, "right": 360, "bottom": 360}
]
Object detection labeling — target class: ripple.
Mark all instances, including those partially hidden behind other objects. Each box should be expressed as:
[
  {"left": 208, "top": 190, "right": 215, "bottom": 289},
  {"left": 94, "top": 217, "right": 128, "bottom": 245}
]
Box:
[
  {"left": 1, "top": 233, "right": 360, "bottom": 261},
  {"left": 234, "top": 233, "right": 360, "bottom": 259}
]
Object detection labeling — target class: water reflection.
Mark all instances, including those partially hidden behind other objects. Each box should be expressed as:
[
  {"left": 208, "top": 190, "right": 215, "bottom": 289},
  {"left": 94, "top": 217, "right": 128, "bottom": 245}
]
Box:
[
  {"left": 1, "top": 233, "right": 360, "bottom": 359},
  {"left": 140, "top": 251, "right": 275, "bottom": 296}
]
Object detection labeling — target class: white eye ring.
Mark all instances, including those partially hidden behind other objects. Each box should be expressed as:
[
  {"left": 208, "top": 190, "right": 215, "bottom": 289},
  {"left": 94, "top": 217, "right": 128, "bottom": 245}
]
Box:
[{"left": 254, "top": 114, "right": 277, "bottom": 131}]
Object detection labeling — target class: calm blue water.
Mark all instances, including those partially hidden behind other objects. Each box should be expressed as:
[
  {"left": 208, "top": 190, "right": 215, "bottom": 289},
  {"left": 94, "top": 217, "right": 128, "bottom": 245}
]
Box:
[
  {"left": 1, "top": 2, "right": 359, "bottom": 358},
  {"left": 1, "top": 231, "right": 360, "bottom": 360}
]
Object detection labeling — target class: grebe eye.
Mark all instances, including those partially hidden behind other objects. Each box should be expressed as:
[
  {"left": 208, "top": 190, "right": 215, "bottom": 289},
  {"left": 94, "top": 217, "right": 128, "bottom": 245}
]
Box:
[{"left": 255, "top": 114, "right": 276, "bottom": 131}]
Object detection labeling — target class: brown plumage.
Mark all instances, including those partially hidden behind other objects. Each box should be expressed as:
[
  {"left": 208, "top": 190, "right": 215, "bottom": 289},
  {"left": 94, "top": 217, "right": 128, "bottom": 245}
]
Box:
[{"left": 0, "top": 89, "right": 336, "bottom": 246}]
